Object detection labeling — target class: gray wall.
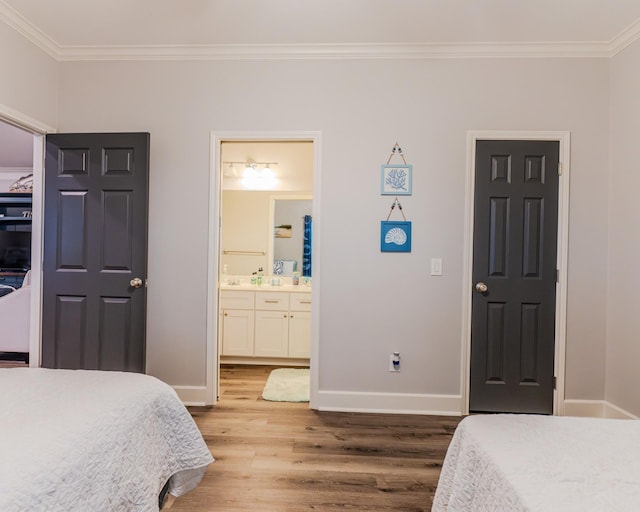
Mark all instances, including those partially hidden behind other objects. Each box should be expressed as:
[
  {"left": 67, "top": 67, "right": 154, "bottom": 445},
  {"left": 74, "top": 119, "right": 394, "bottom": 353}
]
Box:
[
  {"left": 2, "top": 16, "right": 626, "bottom": 412},
  {"left": 606, "top": 40, "right": 640, "bottom": 415},
  {"left": 53, "top": 57, "right": 610, "bottom": 407},
  {"left": 0, "top": 23, "right": 58, "bottom": 127}
]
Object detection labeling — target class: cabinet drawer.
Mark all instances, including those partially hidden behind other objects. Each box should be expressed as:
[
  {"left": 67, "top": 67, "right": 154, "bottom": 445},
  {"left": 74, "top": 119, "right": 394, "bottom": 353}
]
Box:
[
  {"left": 255, "top": 292, "right": 289, "bottom": 310},
  {"left": 290, "top": 293, "right": 312, "bottom": 311},
  {"left": 219, "top": 290, "right": 255, "bottom": 310}
]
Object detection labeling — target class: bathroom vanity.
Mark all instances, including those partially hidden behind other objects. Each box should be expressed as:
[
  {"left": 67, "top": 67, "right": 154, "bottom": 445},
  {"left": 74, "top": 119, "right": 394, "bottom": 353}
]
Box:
[{"left": 219, "top": 284, "right": 311, "bottom": 365}]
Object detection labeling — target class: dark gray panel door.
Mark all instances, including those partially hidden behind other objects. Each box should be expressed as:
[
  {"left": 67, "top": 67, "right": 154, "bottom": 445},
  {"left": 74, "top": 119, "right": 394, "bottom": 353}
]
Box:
[
  {"left": 42, "top": 133, "right": 149, "bottom": 372},
  {"left": 470, "top": 140, "right": 559, "bottom": 414}
]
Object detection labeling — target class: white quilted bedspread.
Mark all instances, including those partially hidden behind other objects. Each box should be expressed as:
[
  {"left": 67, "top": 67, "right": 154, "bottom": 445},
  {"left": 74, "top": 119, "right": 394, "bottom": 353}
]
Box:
[
  {"left": 0, "top": 368, "right": 214, "bottom": 512},
  {"left": 433, "top": 414, "right": 640, "bottom": 512}
]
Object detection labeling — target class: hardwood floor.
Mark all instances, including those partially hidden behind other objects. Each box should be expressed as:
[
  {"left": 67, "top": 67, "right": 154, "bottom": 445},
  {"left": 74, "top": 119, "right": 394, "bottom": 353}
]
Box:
[{"left": 171, "top": 365, "right": 462, "bottom": 512}]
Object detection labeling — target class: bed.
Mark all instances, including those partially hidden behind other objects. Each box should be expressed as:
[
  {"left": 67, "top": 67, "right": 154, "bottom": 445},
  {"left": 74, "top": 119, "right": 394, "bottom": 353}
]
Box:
[
  {"left": 433, "top": 414, "right": 640, "bottom": 511},
  {"left": 0, "top": 368, "right": 214, "bottom": 511}
]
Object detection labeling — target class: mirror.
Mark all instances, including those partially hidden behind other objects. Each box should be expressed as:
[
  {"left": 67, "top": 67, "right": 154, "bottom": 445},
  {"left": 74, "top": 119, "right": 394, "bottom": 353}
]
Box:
[{"left": 268, "top": 196, "right": 312, "bottom": 277}]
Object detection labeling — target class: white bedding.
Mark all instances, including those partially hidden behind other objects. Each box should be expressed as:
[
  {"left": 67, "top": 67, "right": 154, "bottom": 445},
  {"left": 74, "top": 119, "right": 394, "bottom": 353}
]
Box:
[
  {"left": 433, "top": 414, "right": 640, "bottom": 512},
  {"left": 0, "top": 368, "right": 214, "bottom": 512}
]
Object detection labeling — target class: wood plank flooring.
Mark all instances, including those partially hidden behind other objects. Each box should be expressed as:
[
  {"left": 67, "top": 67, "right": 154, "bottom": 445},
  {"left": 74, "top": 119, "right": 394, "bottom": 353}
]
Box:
[{"left": 171, "top": 365, "right": 462, "bottom": 512}]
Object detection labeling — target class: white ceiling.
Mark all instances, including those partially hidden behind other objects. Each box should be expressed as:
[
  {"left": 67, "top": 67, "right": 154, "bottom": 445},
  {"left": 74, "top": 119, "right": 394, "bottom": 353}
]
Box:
[{"left": 2, "top": 0, "right": 640, "bottom": 59}]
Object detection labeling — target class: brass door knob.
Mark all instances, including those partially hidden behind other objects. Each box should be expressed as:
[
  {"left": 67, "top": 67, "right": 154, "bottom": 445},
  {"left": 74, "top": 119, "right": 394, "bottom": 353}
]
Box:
[{"left": 130, "top": 277, "right": 143, "bottom": 289}]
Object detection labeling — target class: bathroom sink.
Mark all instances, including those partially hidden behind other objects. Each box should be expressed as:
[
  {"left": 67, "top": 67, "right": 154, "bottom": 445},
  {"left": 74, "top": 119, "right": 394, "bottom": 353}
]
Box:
[{"left": 219, "top": 282, "right": 310, "bottom": 292}]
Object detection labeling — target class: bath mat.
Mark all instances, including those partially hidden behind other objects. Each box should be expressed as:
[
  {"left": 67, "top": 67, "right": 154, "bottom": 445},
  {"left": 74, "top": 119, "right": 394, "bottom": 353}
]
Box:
[{"left": 262, "top": 368, "right": 310, "bottom": 402}]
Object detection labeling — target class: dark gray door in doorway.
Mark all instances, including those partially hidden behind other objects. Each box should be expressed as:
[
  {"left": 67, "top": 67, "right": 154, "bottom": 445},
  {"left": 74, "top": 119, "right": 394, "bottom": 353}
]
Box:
[
  {"left": 470, "top": 140, "right": 559, "bottom": 414},
  {"left": 41, "top": 133, "right": 149, "bottom": 372}
]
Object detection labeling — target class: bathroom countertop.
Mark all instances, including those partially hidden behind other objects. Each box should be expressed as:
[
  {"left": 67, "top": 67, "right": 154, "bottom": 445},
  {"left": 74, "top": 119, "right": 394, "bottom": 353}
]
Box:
[{"left": 219, "top": 283, "right": 311, "bottom": 293}]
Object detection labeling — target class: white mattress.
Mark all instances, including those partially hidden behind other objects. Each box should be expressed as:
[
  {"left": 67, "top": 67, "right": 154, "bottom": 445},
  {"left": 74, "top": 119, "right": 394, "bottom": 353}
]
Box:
[
  {"left": 433, "top": 414, "right": 640, "bottom": 512},
  {"left": 0, "top": 368, "right": 214, "bottom": 511}
]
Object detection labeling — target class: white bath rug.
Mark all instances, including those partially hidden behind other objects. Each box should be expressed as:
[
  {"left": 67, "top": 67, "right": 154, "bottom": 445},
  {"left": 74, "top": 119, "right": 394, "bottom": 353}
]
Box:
[{"left": 262, "top": 368, "right": 310, "bottom": 402}]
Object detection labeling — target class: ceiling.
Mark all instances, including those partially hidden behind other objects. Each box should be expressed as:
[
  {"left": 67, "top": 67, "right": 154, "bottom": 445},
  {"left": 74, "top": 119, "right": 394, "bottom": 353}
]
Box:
[{"left": 1, "top": 0, "right": 640, "bottom": 59}]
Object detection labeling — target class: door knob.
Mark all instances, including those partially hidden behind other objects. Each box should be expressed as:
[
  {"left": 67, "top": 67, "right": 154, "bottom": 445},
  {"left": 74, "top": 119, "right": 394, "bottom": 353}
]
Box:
[
  {"left": 475, "top": 282, "right": 488, "bottom": 293},
  {"left": 130, "top": 277, "right": 143, "bottom": 289}
]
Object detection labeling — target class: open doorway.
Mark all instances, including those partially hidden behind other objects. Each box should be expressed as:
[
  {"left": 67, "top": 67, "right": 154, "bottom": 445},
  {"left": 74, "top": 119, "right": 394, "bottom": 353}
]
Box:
[
  {"left": 0, "top": 113, "right": 48, "bottom": 369},
  {"left": 206, "top": 132, "right": 321, "bottom": 408},
  {"left": 0, "top": 121, "right": 33, "bottom": 366}
]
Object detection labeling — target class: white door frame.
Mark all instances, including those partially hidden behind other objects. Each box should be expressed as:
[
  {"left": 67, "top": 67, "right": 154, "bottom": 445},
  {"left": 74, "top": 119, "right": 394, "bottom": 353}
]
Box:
[
  {"left": 0, "top": 104, "right": 56, "bottom": 368},
  {"left": 461, "top": 130, "right": 570, "bottom": 416},
  {"left": 206, "top": 131, "right": 322, "bottom": 406}
]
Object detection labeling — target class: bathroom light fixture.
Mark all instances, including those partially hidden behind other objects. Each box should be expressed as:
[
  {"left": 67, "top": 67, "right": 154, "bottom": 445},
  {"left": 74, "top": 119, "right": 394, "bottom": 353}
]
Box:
[
  {"left": 223, "top": 160, "right": 278, "bottom": 190},
  {"left": 222, "top": 163, "right": 238, "bottom": 177}
]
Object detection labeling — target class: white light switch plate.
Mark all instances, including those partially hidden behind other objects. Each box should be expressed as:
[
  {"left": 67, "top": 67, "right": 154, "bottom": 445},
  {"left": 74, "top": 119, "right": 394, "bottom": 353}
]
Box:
[{"left": 430, "top": 258, "right": 443, "bottom": 276}]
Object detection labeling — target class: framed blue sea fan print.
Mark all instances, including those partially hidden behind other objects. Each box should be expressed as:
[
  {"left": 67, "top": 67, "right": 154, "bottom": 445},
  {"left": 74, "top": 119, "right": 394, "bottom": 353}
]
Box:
[
  {"left": 381, "top": 164, "right": 412, "bottom": 195},
  {"left": 381, "top": 221, "right": 412, "bottom": 252}
]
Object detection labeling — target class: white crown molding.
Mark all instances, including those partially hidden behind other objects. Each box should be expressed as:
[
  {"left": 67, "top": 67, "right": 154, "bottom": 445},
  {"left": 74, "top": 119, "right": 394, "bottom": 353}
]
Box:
[
  {"left": 0, "top": 103, "right": 56, "bottom": 134},
  {"left": 608, "top": 17, "right": 640, "bottom": 56},
  {"left": 1, "top": 0, "right": 639, "bottom": 61},
  {"left": 0, "top": 1, "right": 59, "bottom": 59},
  {"left": 54, "top": 41, "right": 617, "bottom": 61}
]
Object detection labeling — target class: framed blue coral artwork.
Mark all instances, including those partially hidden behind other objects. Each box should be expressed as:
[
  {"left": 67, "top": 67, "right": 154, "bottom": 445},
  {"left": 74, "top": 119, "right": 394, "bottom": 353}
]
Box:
[
  {"left": 381, "top": 221, "right": 412, "bottom": 252},
  {"left": 381, "top": 164, "right": 412, "bottom": 195}
]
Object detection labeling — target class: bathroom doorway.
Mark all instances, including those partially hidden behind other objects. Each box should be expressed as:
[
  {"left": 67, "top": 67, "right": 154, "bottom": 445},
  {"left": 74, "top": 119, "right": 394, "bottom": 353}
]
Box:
[{"left": 206, "top": 132, "right": 321, "bottom": 408}]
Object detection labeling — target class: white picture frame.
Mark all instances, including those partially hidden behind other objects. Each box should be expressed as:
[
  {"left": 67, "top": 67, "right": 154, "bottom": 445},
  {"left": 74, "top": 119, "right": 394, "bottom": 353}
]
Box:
[{"left": 381, "top": 164, "right": 412, "bottom": 195}]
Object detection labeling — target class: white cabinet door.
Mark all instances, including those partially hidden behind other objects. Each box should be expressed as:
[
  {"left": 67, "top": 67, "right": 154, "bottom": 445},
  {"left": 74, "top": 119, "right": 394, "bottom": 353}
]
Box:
[
  {"left": 221, "top": 309, "right": 255, "bottom": 356},
  {"left": 288, "top": 311, "right": 311, "bottom": 358},
  {"left": 254, "top": 310, "right": 289, "bottom": 357}
]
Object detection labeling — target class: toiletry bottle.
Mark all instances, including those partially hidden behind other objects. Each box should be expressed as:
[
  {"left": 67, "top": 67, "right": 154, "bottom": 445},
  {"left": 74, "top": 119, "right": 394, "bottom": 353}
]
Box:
[
  {"left": 292, "top": 272, "right": 300, "bottom": 285},
  {"left": 257, "top": 267, "right": 263, "bottom": 286}
]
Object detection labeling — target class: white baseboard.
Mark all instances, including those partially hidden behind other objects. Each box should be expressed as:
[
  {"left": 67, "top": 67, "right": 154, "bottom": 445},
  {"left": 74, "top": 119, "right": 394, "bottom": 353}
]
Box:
[
  {"left": 173, "top": 385, "right": 209, "bottom": 406},
  {"left": 603, "top": 401, "right": 638, "bottom": 419},
  {"left": 563, "top": 399, "right": 637, "bottom": 419},
  {"left": 314, "top": 394, "right": 636, "bottom": 418},
  {"left": 315, "top": 390, "right": 463, "bottom": 416}
]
